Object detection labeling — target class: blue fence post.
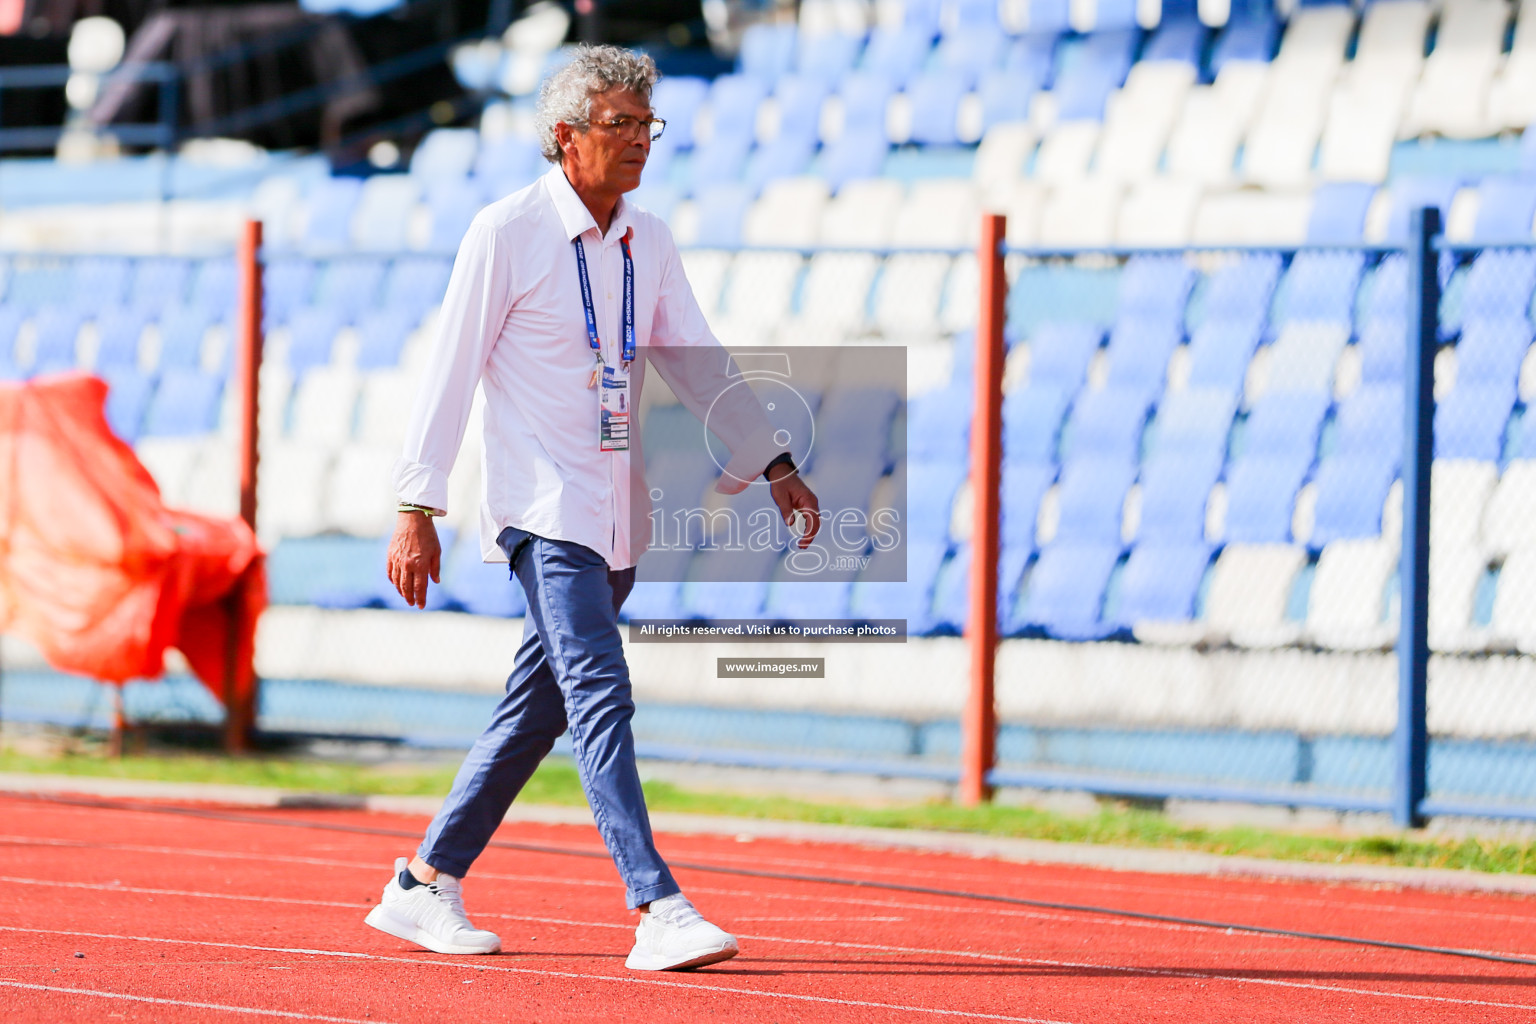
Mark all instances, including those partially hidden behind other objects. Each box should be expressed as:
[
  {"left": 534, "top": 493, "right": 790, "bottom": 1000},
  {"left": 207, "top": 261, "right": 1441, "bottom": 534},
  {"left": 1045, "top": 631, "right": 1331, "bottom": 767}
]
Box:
[{"left": 1395, "top": 206, "right": 1440, "bottom": 829}]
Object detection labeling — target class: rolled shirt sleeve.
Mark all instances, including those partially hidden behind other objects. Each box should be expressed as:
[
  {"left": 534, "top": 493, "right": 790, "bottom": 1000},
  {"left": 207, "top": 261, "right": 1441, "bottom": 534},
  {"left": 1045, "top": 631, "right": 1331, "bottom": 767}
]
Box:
[
  {"left": 391, "top": 214, "right": 515, "bottom": 516},
  {"left": 646, "top": 231, "right": 783, "bottom": 494}
]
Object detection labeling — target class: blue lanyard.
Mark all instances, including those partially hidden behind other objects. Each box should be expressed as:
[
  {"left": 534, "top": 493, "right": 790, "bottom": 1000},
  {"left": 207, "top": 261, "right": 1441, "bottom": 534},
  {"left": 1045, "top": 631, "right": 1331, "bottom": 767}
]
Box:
[{"left": 572, "top": 233, "right": 635, "bottom": 366}]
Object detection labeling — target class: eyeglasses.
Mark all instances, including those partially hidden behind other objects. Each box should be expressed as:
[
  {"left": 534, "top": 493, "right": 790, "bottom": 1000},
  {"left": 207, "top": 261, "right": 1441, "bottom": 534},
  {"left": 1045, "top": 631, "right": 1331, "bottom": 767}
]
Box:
[{"left": 587, "top": 115, "right": 667, "bottom": 142}]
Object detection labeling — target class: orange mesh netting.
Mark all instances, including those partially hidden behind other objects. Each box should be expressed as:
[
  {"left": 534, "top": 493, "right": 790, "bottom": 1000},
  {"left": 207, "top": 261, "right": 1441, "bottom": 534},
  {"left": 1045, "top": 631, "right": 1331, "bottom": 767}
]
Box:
[{"left": 0, "top": 373, "right": 264, "bottom": 702}]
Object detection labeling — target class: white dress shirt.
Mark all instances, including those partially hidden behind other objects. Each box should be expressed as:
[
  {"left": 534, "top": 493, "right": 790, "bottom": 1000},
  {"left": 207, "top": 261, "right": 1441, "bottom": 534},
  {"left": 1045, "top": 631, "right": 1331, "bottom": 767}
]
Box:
[{"left": 392, "top": 165, "right": 780, "bottom": 569}]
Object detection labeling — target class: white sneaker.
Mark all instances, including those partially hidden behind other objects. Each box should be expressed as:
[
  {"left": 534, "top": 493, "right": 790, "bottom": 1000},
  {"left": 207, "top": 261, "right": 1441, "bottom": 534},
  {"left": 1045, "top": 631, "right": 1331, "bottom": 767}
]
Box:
[
  {"left": 625, "top": 893, "right": 739, "bottom": 971},
  {"left": 364, "top": 858, "right": 502, "bottom": 955}
]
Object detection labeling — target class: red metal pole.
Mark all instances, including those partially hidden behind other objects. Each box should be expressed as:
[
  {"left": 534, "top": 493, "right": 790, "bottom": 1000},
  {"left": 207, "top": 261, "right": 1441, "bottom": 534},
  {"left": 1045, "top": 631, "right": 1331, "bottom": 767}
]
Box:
[
  {"left": 225, "top": 219, "right": 263, "bottom": 754},
  {"left": 960, "top": 213, "right": 1006, "bottom": 806}
]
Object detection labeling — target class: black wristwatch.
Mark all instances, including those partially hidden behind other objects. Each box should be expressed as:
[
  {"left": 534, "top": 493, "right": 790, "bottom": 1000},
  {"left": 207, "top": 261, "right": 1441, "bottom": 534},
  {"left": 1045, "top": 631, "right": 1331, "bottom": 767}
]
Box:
[{"left": 763, "top": 452, "right": 796, "bottom": 479}]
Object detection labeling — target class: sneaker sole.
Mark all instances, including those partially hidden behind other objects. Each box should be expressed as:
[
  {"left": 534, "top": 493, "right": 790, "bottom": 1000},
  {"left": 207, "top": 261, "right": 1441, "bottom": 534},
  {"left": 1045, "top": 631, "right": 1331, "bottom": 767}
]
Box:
[
  {"left": 364, "top": 904, "right": 501, "bottom": 956},
  {"left": 625, "top": 944, "right": 739, "bottom": 971}
]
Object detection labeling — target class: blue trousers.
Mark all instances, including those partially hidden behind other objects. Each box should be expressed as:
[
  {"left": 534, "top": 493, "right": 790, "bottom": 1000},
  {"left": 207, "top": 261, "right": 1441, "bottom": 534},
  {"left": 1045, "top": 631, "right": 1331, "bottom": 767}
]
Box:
[{"left": 418, "top": 527, "right": 679, "bottom": 909}]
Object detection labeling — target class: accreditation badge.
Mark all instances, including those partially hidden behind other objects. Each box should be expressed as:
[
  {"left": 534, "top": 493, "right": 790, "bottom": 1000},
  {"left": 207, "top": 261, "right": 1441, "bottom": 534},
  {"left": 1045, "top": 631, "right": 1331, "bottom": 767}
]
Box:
[{"left": 599, "top": 362, "right": 630, "bottom": 451}]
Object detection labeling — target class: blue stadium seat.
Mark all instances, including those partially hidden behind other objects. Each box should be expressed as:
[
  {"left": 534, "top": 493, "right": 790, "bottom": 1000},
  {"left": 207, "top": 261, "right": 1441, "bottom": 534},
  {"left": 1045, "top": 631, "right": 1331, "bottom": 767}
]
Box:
[
  {"left": 1305, "top": 183, "right": 1376, "bottom": 245},
  {"left": 1223, "top": 454, "right": 1312, "bottom": 544},
  {"left": 944, "top": 0, "right": 998, "bottom": 30},
  {"left": 1104, "top": 319, "right": 1182, "bottom": 393},
  {"left": 30, "top": 307, "right": 82, "bottom": 370},
  {"left": 1114, "top": 543, "right": 1212, "bottom": 626},
  {"left": 156, "top": 305, "right": 215, "bottom": 372},
  {"left": 978, "top": 70, "right": 1037, "bottom": 132},
  {"left": 409, "top": 128, "right": 478, "bottom": 182},
  {"left": 285, "top": 307, "right": 344, "bottom": 375},
  {"left": 861, "top": 26, "right": 935, "bottom": 88},
  {"left": 1142, "top": 16, "right": 1206, "bottom": 67},
  {"left": 1455, "top": 318, "right": 1533, "bottom": 389},
  {"left": 1435, "top": 381, "right": 1516, "bottom": 461},
  {"left": 142, "top": 368, "right": 222, "bottom": 436},
  {"left": 101, "top": 367, "right": 154, "bottom": 442},
  {"left": 705, "top": 76, "right": 771, "bottom": 148},
  {"left": 1471, "top": 178, "right": 1536, "bottom": 244},
  {"left": 302, "top": 177, "right": 365, "bottom": 250},
  {"left": 1274, "top": 252, "right": 1365, "bottom": 328},
  {"left": 819, "top": 126, "right": 890, "bottom": 189},
  {"left": 1120, "top": 255, "right": 1195, "bottom": 327},
  {"left": 1012, "top": 540, "right": 1121, "bottom": 640},
  {"left": 906, "top": 458, "right": 968, "bottom": 542},
  {"left": 747, "top": 134, "right": 818, "bottom": 190},
  {"left": 1002, "top": 383, "right": 1070, "bottom": 464},
  {"left": 1193, "top": 253, "right": 1281, "bottom": 327},
  {"left": 1455, "top": 250, "right": 1536, "bottom": 328},
  {"left": 771, "top": 75, "right": 833, "bottom": 147},
  {"left": 1052, "top": 30, "right": 1138, "bottom": 121},
  {"left": 906, "top": 386, "right": 972, "bottom": 461},
  {"left": 683, "top": 547, "right": 781, "bottom": 619},
  {"left": 473, "top": 136, "right": 543, "bottom": 193},
  {"left": 812, "top": 386, "right": 900, "bottom": 468},
  {"left": 1330, "top": 384, "right": 1402, "bottom": 465},
  {"left": 73, "top": 257, "right": 130, "bottom": 311},
  {"left": 129, "top": 257, "right": 191, "bottom": 310},
  {"left": 1062, "top": 386, "right": 1151, "bottom": 463},
  {"left": 1359, "top": 255, "right": 1408, "bottom": 325},
  {"left": 1239, "top": 391, "right": 1331, "bottom": 460},
  {"left": 1310, "top": 454, "right": 1398, "bottom": 547},
  {"left": 934, "top": 28, "right": 1007, "bottom": 88},
  {"left": 1185, "top": 313, "right": 1264, "bottom": 393},
  {"left": 314, "top": 260, "right": 386, "bottom": 325},
  {"left": 621, "top": 547, "right": 695, "bottom": 621},
  {"left": 382, "top": 256, "right": 452, "bottom": 318},
  {"left": 1013, "top": 0, "right": 1070, "bottom": 34},
  {"left": 650, "top": 77, "right": 710, "bottom": 149},
  {"left": 6, "top": 263, "right": 72, "bottom": 307},
  {"left": 932, "top": 542, "right": 1033, "bottom": 634},
  {"left": 266, "top": 536, "right": 386, "bottom": 606},
  {"left": 740, "top": 23, "right": 799, "bottom": 83},
  {"left": 1384, "top": 177, "right": 1462, "bottom": 244},
  {"left": 849, "top": 539, "right": 947, "bottom": 635},
  {"left": 1357, "top": 317, "right": 1405, "bottom": 385},
  {"left": 0, "top": 307, "right": 24, "bottom": 369},
  {"left": 1026, "top": 323, "right": 1102, "bottom": 390},
  {"left": 1053, "top": 457, "right": 1135, "bottom": 545},
  {"left": 765, "top": 574, "right": 856, "bottom": 622},
  {"left": 687, "top": 134, "right": 754, "bottom": 193},
  {"left": 189, "top": 259, "right": 236, "bottom": 313},
  {"left": 1003, "top": 33, "right": 1058, "bottom": 90},
  {"left": 93, "top": 306, "right": 150, "bottom": 370},
  {"left": 1009, "top": 264, "right": 1123, "bottom": 332},
  {"left": 420, "top": 183, "right": 482, "bottom": 252},
  {"left": 1210, "top": 13, "right": 1279, "bottom": 75},
  {"left": 691, "top": 183, "right": 754, "bottom": 248},
  {"left": 264, "top": 260, "right": 318, "bottom": 324},
  {"left": 1001, "top": 460, "right": 1055, "bottom": 552},
  {"left": 1522, "top": 122, "right": 1536, "bottom": 176},
  {"left": 796, "top": 32, "right": 863, "bottom": 85},
  {"left": 1084, "top": 0, "right": 1137, "bottom": 29},
  {"left": 355, "top": 309, "right": 416, "bottom": 370},
  {"left": 1148, "top": 388, "right": 1237, "bottom": 463},
  {"left": 1137, "top": 450, "right": 1222, "bottom": 544},
  {"left": 907, "top": 70, "right": 968, "bottom": 145},
  {"left": 630, "top": 181, "right": 682, "bottom": 222},
  {"left": 838, "top": 72, "right": 897, "bottom": 137}
]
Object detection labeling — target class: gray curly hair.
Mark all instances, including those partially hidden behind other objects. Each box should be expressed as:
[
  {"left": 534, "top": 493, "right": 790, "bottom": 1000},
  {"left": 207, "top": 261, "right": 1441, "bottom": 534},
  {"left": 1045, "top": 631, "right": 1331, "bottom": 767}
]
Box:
[{"left": 535, "top": 44, "right": 659, "bottom": 164}]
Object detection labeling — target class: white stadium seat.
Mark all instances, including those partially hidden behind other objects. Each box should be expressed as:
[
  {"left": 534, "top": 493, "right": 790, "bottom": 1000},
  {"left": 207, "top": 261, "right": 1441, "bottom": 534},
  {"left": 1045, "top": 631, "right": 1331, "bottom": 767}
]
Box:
[
  {"left": 1404, "top": 0, "right": 1508, "bottom": 140},
  {"left": 1190, "top": 190, "right": 1313, "bottom": 246},
  {"left": 1242, "top": 66, "right": 1332, "bottom": 188},
  {"left": 990, "top": 179, "right": 1045, "bottom": 247},
  {"left": 1317, "top": 79, "right": 1406, "bottom": 184},
  {"left": 183, "top": 439, "right": 239, "bottom": 518},
  {"left": 1490, "top": 1, "right": 1536, "bottom": 131},
  {"left": 820, "top": 179, "right": 905, "bottom": 246},
  {"left": 1263, "top": 323, "right": 1351, "bottom": 395},
  {"left": 1115, "top": 180, "right": 1202, "bottom": 248},
  {"left": 289, "top": 366, "right": 361, "bottom": 445},
  {"left": 940, "top": 253, "right": 979, "bottom": 332},
  {"left": 134, "top": 437, "right": 207, "bottom": 508},
  {"left": 679, "top": 250, "right": 731, "bottom": 321},
  {"left": 1491, "top": 549, "right": 1536, "bottom": 653},
  {"left": 715, "top": 251, "right": 804, "bottom": 345},
  {"left": 1165, "top": 87, "right": 1244, "bottom": 184},
  {"left": 1431, "top": 546, "right": 1491, "bottom": 652},
  {"left": 356, "top": 368, "right": 419, "bottom": 448},
  {"left": 256, "top": 440, "right": 333, "bottom": 541},
  {"left": 351, "top": 175, "right": 423, "bottom": 251},
  {"left": 1038, "top": 181, "right": 1123, "bottom": 249},
  {"left": 1431, "top": 460, "right": 1498, "bottom": 553},
  {"left": 872, "top": 253, "right": 953, "bottom": 336},
  {"left": 1482, "top": 461, "right": 1536, "bottom": 558},
  {"left": 1306, "top": 538, "right": 1398, "bottom": 651},
  {"left": 325, "top": 443, "right": 399, "bottom": 537},
  {"left": 1203, "top": 543, "right": 1306, "bottom": 648},
  {"left": 792, "top": 252, "right": 880, "bottom": 334},
  {"left": 742, "top": 177, "right": 829, "bottom": 247},
  {"left": 973, "top": 123, "right": 1036, "bottom": 200},
  {"left": 891, "top": 181, "right": 979, "bottom": 248},
  {"left": 1032, "top": 121, "right": 1100, "bottom": 186}
]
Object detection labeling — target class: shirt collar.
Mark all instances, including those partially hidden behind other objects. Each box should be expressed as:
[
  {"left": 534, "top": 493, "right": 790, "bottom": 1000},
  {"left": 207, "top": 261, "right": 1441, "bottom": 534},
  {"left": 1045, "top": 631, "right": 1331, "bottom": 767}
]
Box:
[{"left": 545, "top": 164, "right": 632, "bottom": 243}]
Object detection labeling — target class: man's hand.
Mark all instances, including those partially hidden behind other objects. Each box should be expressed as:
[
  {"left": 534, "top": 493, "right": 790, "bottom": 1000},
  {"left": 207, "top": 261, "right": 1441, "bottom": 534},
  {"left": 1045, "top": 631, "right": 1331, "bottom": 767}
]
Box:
[
  {"left": 387, "top": 511, "right": 441, "bottom": 609},
  {"left": 767, "top": 462, "right": 820, "bottom": 549}
]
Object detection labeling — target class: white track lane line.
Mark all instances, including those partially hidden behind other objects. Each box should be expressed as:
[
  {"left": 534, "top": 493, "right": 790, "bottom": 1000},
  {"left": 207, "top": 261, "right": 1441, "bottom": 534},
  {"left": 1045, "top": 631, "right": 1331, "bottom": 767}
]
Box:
[
  {"left": 13, "top": 826, "right": 1536, "bottom": 929},
  {"left": 0, "top": 980, "right": 396, "bottom": 1023},
  {"left": 0, "top": 927, "right": 1072, "bottom": 1024},
  {"left": 10, "top": 837, "right": 1536, "bottom": 956},
  {"left": 4, "top": 883, "right": 1535, "bottom": 1011}
]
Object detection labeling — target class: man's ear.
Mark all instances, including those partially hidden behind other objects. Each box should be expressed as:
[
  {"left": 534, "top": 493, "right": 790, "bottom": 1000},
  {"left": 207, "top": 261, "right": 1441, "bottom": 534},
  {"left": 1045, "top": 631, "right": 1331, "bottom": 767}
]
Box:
[{"left": 553, "top": 121, "right": 575, "bottom": 158}]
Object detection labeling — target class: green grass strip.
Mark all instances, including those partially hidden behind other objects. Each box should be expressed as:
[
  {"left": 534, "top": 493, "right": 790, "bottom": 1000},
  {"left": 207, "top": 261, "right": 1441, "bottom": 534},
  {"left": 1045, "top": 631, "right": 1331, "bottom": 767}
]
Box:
[{"left": 4, "top": 746, "right": 1534, "bottom": 877}]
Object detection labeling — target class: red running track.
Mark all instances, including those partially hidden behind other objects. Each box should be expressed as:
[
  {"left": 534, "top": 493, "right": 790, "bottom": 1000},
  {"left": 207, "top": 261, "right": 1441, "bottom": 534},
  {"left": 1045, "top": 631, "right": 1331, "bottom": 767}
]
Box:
[{"left": 3, "top": 791, "right": 1536, "bottom": 1023}]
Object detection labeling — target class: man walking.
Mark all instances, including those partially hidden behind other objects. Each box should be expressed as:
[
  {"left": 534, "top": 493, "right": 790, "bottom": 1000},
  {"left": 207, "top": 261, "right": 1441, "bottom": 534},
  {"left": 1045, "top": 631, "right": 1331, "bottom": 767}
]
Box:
[{"left": 365, "top": 46, "right": 819, "bottom": 971}]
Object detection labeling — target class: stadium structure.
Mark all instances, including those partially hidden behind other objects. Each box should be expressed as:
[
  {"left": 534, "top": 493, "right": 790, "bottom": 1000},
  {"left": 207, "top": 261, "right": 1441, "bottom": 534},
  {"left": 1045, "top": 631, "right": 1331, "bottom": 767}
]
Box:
[{"left": 3, "top": 0, "right": 1536, "bottom": 823}]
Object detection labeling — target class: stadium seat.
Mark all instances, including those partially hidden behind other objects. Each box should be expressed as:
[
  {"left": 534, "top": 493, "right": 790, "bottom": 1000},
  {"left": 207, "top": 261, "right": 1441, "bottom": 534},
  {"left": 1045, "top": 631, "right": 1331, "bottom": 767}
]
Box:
[
  {"left": 794, "top": 252, "right": 880, "bottom": 331},
  {"left": 1222, "top": 453, "right": 1312, "bottom": 545},
  {"left": 72, "top": 257, "right": 130, "bottom": 312},
  {"left": 1038, "top": 181, "right": 1123, "bottom": 249},
  {"left": 1357, "top": 318, "right": 1405, "bottom": 385},
  {"left": 620, "top": 547, "right": 694, "bottom": 621},
  {"left": 1114, "top": 181, "right": 1202, "bottom": 248},
  {"left": 1470, "top": 178, "right": 1536, "bottom": 243},
  {"left": 381, "top": 256, "right": 452, "bottom": 318},
  {"left": 1491, "top": 549, "right": 1536, "bottom": 654},
  {"left": 891, "top": 180, "right": 979, "bottom": 247},
  {"left": 1148, "top": 388, "right": 1237, "bottom": 463},
  {"left": 1273, "top": 252, "right": 1364, "bottom": 329},
  {"left": 849, "top": 539, "right": 947, "bottom": 635},
  {"left": 1001, "top": 460, "right": 1055, "bottom": 553},
  {"left": 1052, "top": 457, "right": 1135, "bottom": 546},
  {"left": 128, "top": 257, "right": 191, "bottom": 310},
  {"left": 29, "top": 307, "right": 82, "bottom": 371},
  {"left": 1305, "top": 183, "right": 1376, "bottom": 245},
  {"left": 813, "top": 386, "right": 900, "bottom": 468},
  {"left": 100, "top": 367, "right": 154, "bottom": 442},
  {"left": 1262, "top": 323, "right": 1350, "bottom": 396},
  {"left": 1114, "top": 542, "right": 1212, "bottom": 627},
  {"left": 422, "top": 183, "right": 486, "bottom": 251},
  {"left": 975, "top": 70, "right": 1039, "bottom": 137},
  {"left": 1380, "top": 177, "right": 1462, "bottom": 245},
  {"left": 742, "top": 177, "right": 830, "bottom": 246},
  {"left": 1012, "top": 540, "right": 1121, "bottom": 640},
  {"left": 264, "top": 260, "right": 318, "bottom": 324},
  {"left": 283, "top": 308, "right": 345, "bottom": 375},
  {"left": 1434, "top": 382, "right": 1516, "bottom": 462},
  {"left": 1203, "top": 542, "right": 1307, "bottom": 647},
  {"left": 765, "top": 74, "right": 831, "bottom": 148},
  {"left": 717, "top": 251, "right": 803, "bottom": 344},
  {"left": 154, "top": 305, "right": 217, "bottom": 373},
  {"left": 1025, "top": 324, "right": 1102, "bottom": 392},
  {"left": 302, "top": 177, "right": 366, "bottom": 251},
  {"left": 1305, "top": 538, "right": 1398, "bottom": 650},
  {"left": 907, "top": 387, "right": 971, "bottom": 461},
  {"left": 1002, "top": 383, "right": 1070, "bottom": 464},
  {"left": 1103, "top": 319, "right": 1182, "bottom": 394},
  {"left": 1136, "top": 450, "right": 1222, "bottom": 545},
  {"left": 764, "top": 575, "right": 856, "bottom": 623},
  {"left": 795, "top": 32, "right": 863, "bottom": 85},
  {"left": 256, "top": 441, "right": 333, "bottom": 539},
  {"left": 860, "top": 26, "right": 933, "bottom": 89},
  {"left": 1052, "top": 29, "right": 1138, "bottom": 122},
  {"left": 1329, "top": 383, "right": 1403, "bottom": 465},
  {"left": 314, "top": 260, "right": 386, "bottom": 326},
  {"left": 142, "top": 368, "right": 222, "bottom": 436},
  {"left": 1008, "top": 261, "right": 1122, "bottom": 337},
  {"left": 1430, "top": 459, "right": 1498, "bottom": 553},
  {"left": 1455, "top": 318, "right": 1533, "bottom": 390},
  {"left": 443, "top": 539, "right": 528, "bottom": 617},
  {"left": 266, "top": 535, "right": 388, "bottom": 608},
  {"left": 1032, "top": 121, "right": 1099, "bottom": 185},
  {"left": 738, "top": 22, "right": 798, "bottom": 83},
  {"left": 905, "top": 458, "right": 968, "bottom": 543},
  {"left": 1210, "top": 13, "right": 1279, "bottom": 76},
  {"left": 351, "top": 175, "right": 421, "bottom": 252},
  {"left": 906, "top": 70, "right": 969, "bottom": 146},
  {"left": 1483, "top": 461, "right": 1536, "bottom": 557},
  {"left": 1061, "top": 386, "right": 1151, "bottom": 464},
  {"left": 650, "top": 76, "right": 710, "bottom": 149},
  {"left": 1453, "top": 251, "right": 1536, "bottom": 330},
  {"left": 92, "top": 306, "right": 150, "bottom": 370},
  {"left": 1309, "top": 454, "right": 1398, "bottom": 547},
  {"left": 998, "top": 0, "right": 1070, "bottom": 35},
  {"left": 683, "top": 547, "right": 781, "bottom": 619},
  {"left": 325, "top": 443, "right": 398, "bottom": 536},
  {"left": 818, "top": 126, "right": 891, "bottom": 189},
  {"left": 687, "top": 135, "right": 754, "bottom": 194},
  {"left": 933, "top": 27, "right": 1007, "bottom": 89},
  {"left": 410, "top": 128, "right": 479, "bottom": 183},
  {"left": 872, "top": 254, "right": 952, "bottom": 336},
  {"left": 1164, "top": 88, "right": 1244, "bottom": 185},
  {"left": 354, "top": 309, "right": 417, "bottom": 371},
  {"left": 289, "top": 366, "right": 360, "bottom": 444}
]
